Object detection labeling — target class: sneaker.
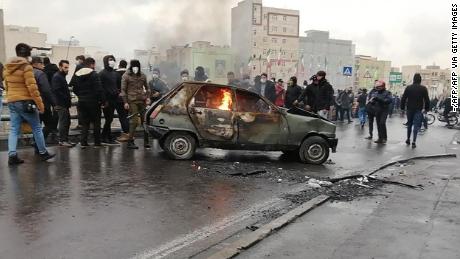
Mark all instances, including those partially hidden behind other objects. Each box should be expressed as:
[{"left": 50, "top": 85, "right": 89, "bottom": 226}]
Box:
[
  {"left": 80, "top": 142, "right": 90, "bottom": 149},
  {"left": 144, "top": 144, "right": 151, "bottom": 149},
  {"left": 8, "top": 155, "right": 24, "bottom": 165},
  {"left": 405, "top": 139, "right": 410, "bottom": 145},
  {"left": 39, "top": 151, "right": 56, "bottom": 161},
  {"left": 117, "top": 133, "right": 131, "bottom": 142},
  {"left": 127, "top": 140, "right": 139, "bottom": 150},
  {"left": 101, "top": 139, "right": 121, "bottom": 146},
  {"left": 365, "top": 136, "right": 373, "bottom": 140},
  {"left": 412, "top": 142, "right": 417, "bottom": 148},
  {"left": 374, "top": 139, "right": 386, "bottom": 144},
  {"left": 59, "top": 141, "right": 74, "bottom": 148}
]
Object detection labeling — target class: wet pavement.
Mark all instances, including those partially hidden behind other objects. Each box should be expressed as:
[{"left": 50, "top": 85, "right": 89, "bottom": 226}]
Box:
[{"left": 0, "top": 116, "right": 458, "bottom": 259}]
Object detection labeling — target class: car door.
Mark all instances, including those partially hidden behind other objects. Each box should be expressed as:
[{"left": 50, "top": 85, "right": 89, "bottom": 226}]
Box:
[
  {"left": 235, "top": 89, "right": 283, "bottom": 146},
  {"left": 188, "top": 85, "right": 237, "bottom": 142}
]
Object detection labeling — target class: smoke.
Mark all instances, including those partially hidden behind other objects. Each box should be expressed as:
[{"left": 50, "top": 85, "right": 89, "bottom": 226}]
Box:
[{"left": 146, "top": 0, "right": 237, "bottom": 50}]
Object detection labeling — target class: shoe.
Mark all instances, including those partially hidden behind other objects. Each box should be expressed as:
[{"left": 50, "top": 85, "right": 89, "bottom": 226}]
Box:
[
  {"left": 127, "top": 140, "right": 139, "bottom": 150},
  {"left": 348, "top": 120, "right": 353, "bottom": 124},
  {"left": 8, "top": 155, "right": 24, "bottom": 165},
  {"left": 412, "top": 142, "right": 417, "bottom": 148},
  {"left": 39, "top": 151, "right": 56, "bottom": 161},
  {"left": 102, "top": 139, "right": 121, "bottom": 146},
  {"left": 117, "top": 133, "right": 131, "bottom": 142},
  {"left": 405, "top": 139, "right": 410, "bottom": 145},
  {"left": 144, "top": 144, "right": 151, "bottom": 149},
  {"left": 59, "top": 141, "right": 74, "bottom": 148},
  {"left": 80, "top": 142, "right": 90, "bottom": 149},
  {"left": 374, "top": 139, "right": 385, "bottom": 144},
  {"left": 365, "top": 136, "right": 373, "bottom": 140}
]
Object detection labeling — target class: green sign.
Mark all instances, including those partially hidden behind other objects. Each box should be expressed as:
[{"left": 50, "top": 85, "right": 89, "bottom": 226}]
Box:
[{"left": 389, "top": 72, "right": 402, "bottom": 83}]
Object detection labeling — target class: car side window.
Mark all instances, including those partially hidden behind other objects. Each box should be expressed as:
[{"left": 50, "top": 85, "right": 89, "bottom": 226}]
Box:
[
  {"left": 192, "top": 85, "right": 234, "bottom": 111},
  {"left": 236, "top": 90, "right": 272, "bottom": 114}
]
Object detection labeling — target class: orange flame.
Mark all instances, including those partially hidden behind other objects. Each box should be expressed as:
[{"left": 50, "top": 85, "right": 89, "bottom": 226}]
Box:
[{"left": 218, "top": 90, "right": 232, "bottom": 111}]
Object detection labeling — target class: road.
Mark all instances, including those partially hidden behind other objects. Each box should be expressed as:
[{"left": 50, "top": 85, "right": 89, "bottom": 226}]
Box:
[{"left": 0, "top": 115, "right": 458, "bottom": 259}]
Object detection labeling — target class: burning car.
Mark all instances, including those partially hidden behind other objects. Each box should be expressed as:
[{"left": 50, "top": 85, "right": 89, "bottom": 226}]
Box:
[{"left": 145, "top": 82, "right": 338, "bottom": 164}]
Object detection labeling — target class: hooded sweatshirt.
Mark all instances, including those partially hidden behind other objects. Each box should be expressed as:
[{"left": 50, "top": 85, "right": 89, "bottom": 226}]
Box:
[
  {"left": 73, "top": 67, "right": 105, "bottom": 104},
  {"left": 400, "top": 74, "right": 430, "bottom": 111},
  {"left": 99, "top": 55, "right": 119, "bottom": 102},
  {"left": 3, "top": 57, "right": 44, "bottom": 112}
]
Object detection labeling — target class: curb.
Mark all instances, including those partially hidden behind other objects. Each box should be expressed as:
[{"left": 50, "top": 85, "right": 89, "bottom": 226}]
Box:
[{"left": 207, "top": 195, "right": 330, "bottom": 259}]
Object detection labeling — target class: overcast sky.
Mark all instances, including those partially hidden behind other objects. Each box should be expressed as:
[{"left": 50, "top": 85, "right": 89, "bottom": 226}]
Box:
[{"left": 1, "top": 0, "right": 450, "bottom": 68}]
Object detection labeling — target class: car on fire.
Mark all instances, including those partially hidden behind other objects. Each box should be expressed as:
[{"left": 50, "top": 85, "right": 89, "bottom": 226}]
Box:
[{"left": 145, "top": 82, "right": 338, "bottom": 164}]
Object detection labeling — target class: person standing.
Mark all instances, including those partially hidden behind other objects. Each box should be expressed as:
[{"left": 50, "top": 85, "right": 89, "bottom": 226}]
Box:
[
  {"left": 274, "top": 79, "right": 285, "bottom": 107},
  {"left": 284, "top": 76, "right": 301, "bottom": 109},
  {"left": 254, "top": 73, "right": 276, "bottom": 103},
  {"left": 227, "top": 71, "right": 241, "bottom": 87},
  {"left": 3, "top": 43, "right": 55, "bottom": 164},
  {"left": 357, "top": 88, "right": 368, "bottom": 128},
  {"left": 400, "top": 73, "right": 430, "bottom": 148},
  {"left": 51, "top": 60, "right": 74, "bottom": 147},
  {"left": 366, "top": 80, "right": 392, "bottom": 144},
  {"left": 115, "top": 59, "right": 130, "bottom": 142},
  {"left": 338, "top": 88, "right": 353, "bottom": 123},
  {"left": 73, "top": 57, "right": 105, "bottom": 148},
  {"left": 43, "top": 57, "right": 59, "bottom": 83},
  {"left": 31, "top": 57, "right": 57, "bottom": 141},
  {"left": 180, "top": 69, "right": 190, "bottom": 82},
  {"left": 99, "top": 55, "right": 123, "bottom": 145},
  {"left": 121, "top": 60, "right": 152, "bottom": 149},
  {"left": 148, "top": 68, "right": 169, "bottom": 103},
  {"left": 194, "top": 66, "right": 208, "bottom": 82}
]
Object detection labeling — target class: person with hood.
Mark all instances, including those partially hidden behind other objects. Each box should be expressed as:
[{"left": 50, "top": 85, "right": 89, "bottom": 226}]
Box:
[
  {"left": 400, "top": 73, "right": 430, "bottom": 148},
  {"left": 3, "top": 43, "right": 55, "bottom": 165},
  {"left": 121, "top": 60, "right": 152, "bottom": 149},
  {"left": 274, "top": 79, "right": 285, "bottom": 107},
  {"left": 99, "top": 55, "right": 123, "bottom": 145},
  {"left": 43, "top": 57, "right": 59, "bottom": 84},
  {"left": 338, "top": 87, "right": 354, "bottom": 123},
  {"left": 148, "top": 68, "right": 169, "bottom": 103},
  {"left": 194, "top": 66, "right": 208, "bottom": 82},
  {"left": 357, "top": 88, "right": 368, "bottom": 128},
  {"left": 31, "top": 57, "right": 57, "bottom": 141},
  {"left": 73, "top": 57, "right": 105, "bottom": 148},
  {"left": 365, "top": 80, "right": 392, "bottom": 144},
  {"left": 115, "top": 59, "right": 130, "bottom": 142},
  {"left": 253, "top": 73, "right": 276, "bottom": 103},
  {"left": 284, "top": 76, "right": 301, "bottom": 109}
]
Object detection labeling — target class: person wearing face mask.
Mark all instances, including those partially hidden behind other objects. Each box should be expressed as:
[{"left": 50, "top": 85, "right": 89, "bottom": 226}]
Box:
[
  {"left": 121, "top": 60, "right": 152, "bottom": 150},
  {"left": 99, "top": 55, "right": 126, "bottom": 145},
  {"left": 284, "top": 76, "right": 301, "bottom": 109},
  {"left": 365, "top": 80, "right": 392, "bottom": 144},
  {"left": 3, "top": 43, "right": 55, "bottom": 164},
  {"left": 194, "top": 66, "right": 208, "bottom": 82},
  {"left": 148, "top": 68, "right": 169, "bottom": 103},
  {"left": 254, "top": 73, "right": 276, "bottom": 103}
]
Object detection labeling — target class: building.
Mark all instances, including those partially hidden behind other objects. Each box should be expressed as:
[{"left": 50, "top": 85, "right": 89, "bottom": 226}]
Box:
[
  {"left": 299, "top": 30, "right": 355, "bottom": 89},
  {"left": 354, "top": 55, "right": 391, "bottom": 90},
  {"left": 0, "top": 9, "right": 6, "bottom": 63},
  {"left": 401, "top": 64, "right": 451, "bottom": 98},
  {"left": 3, "top": 25, "right": 47, "bottom": 60},
  {"left": 166, "top": 41, "right": 234, "bottom": 84},
  {"left": 134, "top": 47, "right": 162, "bottom": 73},
  {"left": 231, "top": 0, "right": 300, "bottom": 81}
]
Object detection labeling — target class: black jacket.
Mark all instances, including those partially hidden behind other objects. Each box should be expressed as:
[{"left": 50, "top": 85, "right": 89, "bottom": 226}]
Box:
[
  {"left": 33, "top": 68, "right": 56, "bottom": 109},
  {"left": 284, "top": 84, "right": 302, "bottom": 109},
  {"left": 43, "top": 63, "right": 59, "bottom": 84},
  {"left": 99, "top": 56, "right": 119, "bottom": 102},
  {"left": 400, "top": 84, "right": 430, "bottom": 111},
  {"left": 367, "top": 88, "right": 392, "bottom": 114},
  {"left": 73, "top": 68, "right": 105, "bottom": 104},
  {"left": 148, "top": 78, "right": 169, "bottom": 102},
  {"left": 298, "top": 79, "right": 335, "bottom": 112},
  {"left": 253, "top": 81, "right": 276, "bottom": 103},
  {"left": 51, "top": 71, "right": 72, "bottom": 108},
  {"left": 357, "top": 93, "right": 367, "bottom": 108}
]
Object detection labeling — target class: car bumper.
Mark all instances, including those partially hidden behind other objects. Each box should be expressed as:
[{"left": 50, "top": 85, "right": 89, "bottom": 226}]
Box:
[
  {"left": 146, "top": 124, "right": 169, "bottom": 139},
  {"left": 327, "top": 138, "right": 338, "bottom": 153}
]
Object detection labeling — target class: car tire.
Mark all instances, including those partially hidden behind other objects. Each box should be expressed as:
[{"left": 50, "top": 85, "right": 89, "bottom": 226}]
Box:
[
  {"left": 163, "top": 132, "right": 196, "bottom": 160},
  {"left": 299, "top": 136, "right": 330, "bottom": 165}
]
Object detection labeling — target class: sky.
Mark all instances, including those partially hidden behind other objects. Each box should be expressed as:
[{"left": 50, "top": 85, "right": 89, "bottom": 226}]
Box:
[{"left": 0, "top": 0, "right": 451, "bottom": 68}]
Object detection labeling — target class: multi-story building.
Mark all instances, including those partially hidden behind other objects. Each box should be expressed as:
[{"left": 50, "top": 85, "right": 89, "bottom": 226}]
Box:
[
  {"left": 3, "top": 25, "right": 47, "bottom": 60},
  {"left": 134, "top": 47, "right": 162, "bottom": 73},
  {"left": 231, "top": 0, "right": 299, "bottom": 82},
  {"left": 354, "top": 55, "right": 391, "bottom": 90},
  {"left": 0, "top": 9, "right": 6, "bottom": 63},
  {"left": 401, "top": 65, "right": 451, "bottom": 98},
  {"left": 166, "top": 41, "right": 234, "bottom": 84},
  {"left": 299, "top": 30, "right": 355, "bottom": 89}
]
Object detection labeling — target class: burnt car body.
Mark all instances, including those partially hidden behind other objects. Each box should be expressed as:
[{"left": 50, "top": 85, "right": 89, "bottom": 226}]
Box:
[{"left": 145, "top": 82, "right": 338, "bottom": 164}]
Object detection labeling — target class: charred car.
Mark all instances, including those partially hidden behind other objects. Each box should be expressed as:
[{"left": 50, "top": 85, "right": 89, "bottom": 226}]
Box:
[{"left": 145, "top": 82, "right": 338, "bottom": 164}]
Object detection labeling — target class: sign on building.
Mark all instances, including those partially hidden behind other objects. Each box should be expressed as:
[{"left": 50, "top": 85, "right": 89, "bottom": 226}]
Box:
[
  {"left": 389, "top": 72, "right": 402, "bottom": 83},
  {"left": 343, "top": 66, "right": 353, "bottom": 76}
]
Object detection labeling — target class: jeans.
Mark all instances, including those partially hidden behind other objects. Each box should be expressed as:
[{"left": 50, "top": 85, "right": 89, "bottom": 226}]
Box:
[
  {"left": 376, "top": 111, "right": 389, "bottom": 140},
  {"left": 78, "top": 102, "right": 101, "bottom": 145},
  {"left": 358, "top": 107, "right": 367, "bottom": 125},
  {"left": 336, "top": 106, "right": 343, "bottom": 121},
  {"left": 102, "top": 99, "right": 129, "bottom": 140},
  {"left": 55, "top": 106, "right": 71, "bottom": 142},
  {"left": 406, "top": 110, "right": 423, "bottom": 143},
  {"left": 8, "top": 101, "right": 47, "bottom": 156}
]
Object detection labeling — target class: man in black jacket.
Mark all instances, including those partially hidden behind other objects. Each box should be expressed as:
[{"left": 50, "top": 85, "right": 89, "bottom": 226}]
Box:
[
  {"left": 401, "top": 73, "right": 430, "bottom": 148},
  {"left": 148, "top": 68, "right": 169, "bottom": 103},
  {"left": 284, "top": 76, "right": 302, "bottom": 108},
  {"left": 43, "top": 57, "right": 59, "bottom": 84},
  {"left": 99, "top": 55, "right": 124, "bottom": 145},
  {"left": 253, "top": 73, "right": 276, "bottom": 103},
  {"left": 295, "top": 72, "right": 334, "bottom": 118},
  {"left": 51, "top": 60, "right": 74, "bottom": 147},
  {"left": 73, "top": 57, "right": 105, "bottom": 148}
]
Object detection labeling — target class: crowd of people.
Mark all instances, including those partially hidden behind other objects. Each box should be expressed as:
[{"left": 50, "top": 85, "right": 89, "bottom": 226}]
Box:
[{"left": 0, "top": 42, "right": 455, "bottom": 165}]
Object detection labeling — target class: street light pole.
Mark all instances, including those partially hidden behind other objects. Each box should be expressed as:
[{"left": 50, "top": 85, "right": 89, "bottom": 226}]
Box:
[{"left": 66, "top": 36, "right": 75, "bottom": 60}]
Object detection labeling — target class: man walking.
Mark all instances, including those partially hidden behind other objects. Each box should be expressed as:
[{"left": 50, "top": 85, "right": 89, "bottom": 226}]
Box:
[
  {"left": 400, "top": 73, "right": 430, "bottom": 148},
  {"left": 357, "top": 88, "right": 368, "bottom": 128},
  {"left": 3, "top": 43, "right": 55, "bottom": 164},
  {"left": 51, "top": 60, "right": 74, "bottom": 147}
]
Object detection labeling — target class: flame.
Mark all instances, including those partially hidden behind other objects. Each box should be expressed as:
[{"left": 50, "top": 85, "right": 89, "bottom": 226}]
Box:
[{"left": 218, "top": 90, "right": 232, "bottom": 111}]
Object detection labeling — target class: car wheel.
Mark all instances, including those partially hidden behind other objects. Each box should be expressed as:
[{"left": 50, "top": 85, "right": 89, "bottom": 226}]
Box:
[
  {"left": 163, "top": 132, "right": 196, "bottom": 160},
  {"left": 299, "top": 136, "right": 329, "bottom": 165}
]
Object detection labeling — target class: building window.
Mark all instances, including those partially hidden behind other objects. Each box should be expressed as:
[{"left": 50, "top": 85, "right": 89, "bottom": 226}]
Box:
[
  {"left": 254, "top": 41, "right": 257, "bottom": 47},
  {"left": 272, "top": 38, "right": 277, "bottom": 43},
  {"left": 283, "top": 27, "right": 287, "bottom": 33},
  {"left": 263, "top": 25, "right": 267, "bottom": 31},
  {"left": 263, "top": 37, "right": 267, "bottom": 43},
  {"left": 253, "top": 18, "right": 257, "bottom": 24},
  {"left": 253, "top": 29, "right": 257, "bottom": 35},
  {"left": 264, "top": 14, "right": 267, "bottom": 19},
  {"left": 263, "top": 49, "right": 267, "bottom": 55},
  {"left": 272, "top": 26, "right": 277, "bottom": 32},
  {"left": 283, "top": 15, "right": 287, "bottom": 21},
  {"left": 273, "top": 15, "right": 277, "bottom": 20},
  {"left": 282, "top": 39, "right": 286, "bottom": 44}
]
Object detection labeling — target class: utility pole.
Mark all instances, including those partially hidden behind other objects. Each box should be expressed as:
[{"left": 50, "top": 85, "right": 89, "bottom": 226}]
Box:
[{"left": 66, "top": 36, "right": 75, "bottom": 60}]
